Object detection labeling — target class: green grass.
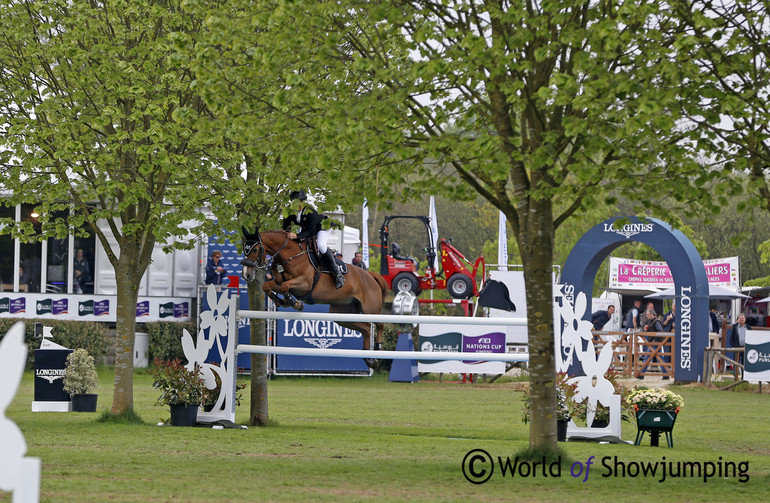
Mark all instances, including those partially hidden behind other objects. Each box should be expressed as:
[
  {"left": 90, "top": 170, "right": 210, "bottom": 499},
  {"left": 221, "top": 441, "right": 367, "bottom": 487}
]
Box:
[{"left": 4, "top": 368, "right": 770, "bottom": 502}]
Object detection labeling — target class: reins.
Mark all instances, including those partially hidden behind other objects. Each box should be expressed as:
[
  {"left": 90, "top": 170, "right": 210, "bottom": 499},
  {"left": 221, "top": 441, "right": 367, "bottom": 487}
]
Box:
[{"left": 246, "top": 231, "right": 309, "bottom": 274}]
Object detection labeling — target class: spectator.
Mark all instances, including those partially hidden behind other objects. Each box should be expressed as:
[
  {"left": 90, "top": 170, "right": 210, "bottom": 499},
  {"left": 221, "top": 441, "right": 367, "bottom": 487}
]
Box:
[
  {"left": 73, "top": 248, "right": 91, "bottom": 294},
  {"left": 729, "top": 313, "right": 751, "bottom": 366},
  {"left": 591, "top": 305, "right": 615, "bottom": 331},
  {"left": 205, "top": 250, "right": 228, "bottom": 285},
  {"left": 639, "top": 307, "right": 669, "bottom": 379},
  {"left": 662, "top": 301, "right": 675, "bottom": 332},
  {"left": 352, "top": 251, "right": 367, "bottom": 270},
  {"left": 625, "top": 299, "right": 642, "bottom": 331}
]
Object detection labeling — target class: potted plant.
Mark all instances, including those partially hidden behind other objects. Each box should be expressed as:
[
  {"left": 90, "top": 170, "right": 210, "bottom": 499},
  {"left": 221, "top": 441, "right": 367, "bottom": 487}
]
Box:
[
  {"left": 522, "top": 373, "right": 575, "bottom": 441},
  {"left": 572, "top": 369, "right": 633, "bottom": 428},
  {"left": 63, "top": 348, "right": 99, "bottom": 412},
  {"left": 625, "top": 386, "right": 684, "bottom": 447},
  {"left": 148, "top": 358, "right": 208, "bottom": 426}
]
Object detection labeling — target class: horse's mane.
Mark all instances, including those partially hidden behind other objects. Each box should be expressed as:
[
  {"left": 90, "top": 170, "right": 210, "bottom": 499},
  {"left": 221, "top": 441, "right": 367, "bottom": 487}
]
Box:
[{"left": 262, "top": 229, "right": 290, "bottom": 235}]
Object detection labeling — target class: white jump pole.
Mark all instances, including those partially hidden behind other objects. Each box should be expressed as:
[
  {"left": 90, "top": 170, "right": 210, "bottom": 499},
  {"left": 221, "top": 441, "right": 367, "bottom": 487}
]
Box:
[
  {"left": 238, "top": 344, "right": 529, "bottom": 362},
  {"left": 236, "top": 310, "right": 527, "bottom": 327}
]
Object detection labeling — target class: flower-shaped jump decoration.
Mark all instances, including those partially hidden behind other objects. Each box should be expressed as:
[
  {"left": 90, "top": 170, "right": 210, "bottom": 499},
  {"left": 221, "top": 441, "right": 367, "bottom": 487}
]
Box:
[
  {"left": 568, "top": 340, "right": 615, "bottom": 426},
  {"left": 558, "top": 291, "right": 595, "bottom": 370},
  {"left": 184, "top": 285, "right": 236, "bottom": 420},
  {"left": 199, "top": 284, "right": 231, "bottom": 340},
  {"left": 555, "top": 283, "right": 622, "bottom": 436}
]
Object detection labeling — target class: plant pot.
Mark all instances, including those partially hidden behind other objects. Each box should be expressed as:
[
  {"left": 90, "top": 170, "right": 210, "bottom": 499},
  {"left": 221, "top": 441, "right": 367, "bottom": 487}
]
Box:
[
  {"left": 71, "top": 393, "right": 98, "bottom": 412},
  {"left": 557, "top": 419, "right": 569, "bottom": 441},
  {"left": 634, "top": 409, "right": 678, "bottom": 447},
  {"left": 169, "top": 404, "right": 199, "bottom": 427}
]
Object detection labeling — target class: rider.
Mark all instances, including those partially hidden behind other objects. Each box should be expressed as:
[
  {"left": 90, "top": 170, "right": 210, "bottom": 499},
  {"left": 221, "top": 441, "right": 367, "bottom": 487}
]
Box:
[{"left": 283, "top": 190, "right": 345, "bottom": 289}]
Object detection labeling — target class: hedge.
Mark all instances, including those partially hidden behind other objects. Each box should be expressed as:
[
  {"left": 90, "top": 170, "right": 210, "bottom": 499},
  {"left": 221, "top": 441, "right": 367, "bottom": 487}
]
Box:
[
  {"left": 144, "top": 320, "right": 197, "bottom": 362},
  {"left": 0, "top": 318, "right": 108, "bottom": 367}
]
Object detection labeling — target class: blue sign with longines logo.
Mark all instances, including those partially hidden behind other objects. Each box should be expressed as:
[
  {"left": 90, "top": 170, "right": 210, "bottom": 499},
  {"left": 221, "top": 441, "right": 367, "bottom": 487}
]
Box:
[{"left": 274, "top": 303, "right": 370, "bottom": 374}]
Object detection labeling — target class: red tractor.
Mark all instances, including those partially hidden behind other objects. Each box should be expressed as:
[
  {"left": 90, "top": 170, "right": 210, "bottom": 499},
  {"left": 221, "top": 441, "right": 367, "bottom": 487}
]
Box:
[{"left": 378, "top": 215, "right": 485, "bottom": 299}]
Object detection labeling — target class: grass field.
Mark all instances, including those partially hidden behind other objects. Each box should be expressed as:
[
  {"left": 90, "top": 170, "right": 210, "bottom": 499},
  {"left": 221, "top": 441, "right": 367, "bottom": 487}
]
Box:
[{"left": 4, "top": 368, "right": 770, "bottom": 502}]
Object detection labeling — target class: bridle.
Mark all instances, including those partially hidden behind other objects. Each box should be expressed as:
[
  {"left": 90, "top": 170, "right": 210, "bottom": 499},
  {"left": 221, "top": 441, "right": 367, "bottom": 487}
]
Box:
[
  {"left": 243, "top": 239, "right": 269, "bottom": 271},
  {"left": 242, "top": 232, "right": 296, "bottom": 274}
]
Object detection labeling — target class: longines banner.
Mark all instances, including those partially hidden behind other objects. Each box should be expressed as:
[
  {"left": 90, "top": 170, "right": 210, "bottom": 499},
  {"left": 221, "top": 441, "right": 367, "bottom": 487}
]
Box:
[
  {"left": 273, "top": 303, "right": 371, "bottom": 375},
  {"left": 609, "top": 256, "right": 739, "bottom": 289},
  {"left": 744, "top": 332, "right": 770, "bottom": 382},
  {"left": 0, "top": 293, "right": 190, "bottom": 322}
]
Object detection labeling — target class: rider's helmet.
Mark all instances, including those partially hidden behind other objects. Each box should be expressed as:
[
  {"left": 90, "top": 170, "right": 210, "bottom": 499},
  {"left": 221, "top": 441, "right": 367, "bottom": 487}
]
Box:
[{"left": 289, "top": 190, "right": 307, "bottom": 201}]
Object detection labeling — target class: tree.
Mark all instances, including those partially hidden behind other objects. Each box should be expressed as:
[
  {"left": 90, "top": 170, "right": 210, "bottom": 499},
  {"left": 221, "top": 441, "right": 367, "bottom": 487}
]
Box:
[
  {"left": 671, "top": 2, "right": 770, "bottom": 279},
  {"left": 0, "top": 0, "right": 227, "bottom": 415},
  {"left": 217, "top": 0, "right": 710, "bottom": 454},
  {"left": 672, "top": 1, "right": 770, "bottom": 211}
]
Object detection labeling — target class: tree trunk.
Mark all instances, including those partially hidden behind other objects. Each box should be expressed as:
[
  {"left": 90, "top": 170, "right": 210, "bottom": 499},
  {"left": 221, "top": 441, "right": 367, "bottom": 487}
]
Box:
[
  {"left": 249, "top": 274, "right": 269, "bottom": 426},
  {"left": 111, "top": 260, "right": 141, "bottom": 415},
  {"left": 518, "top": 197, "right": 559, "bottom": 453}
]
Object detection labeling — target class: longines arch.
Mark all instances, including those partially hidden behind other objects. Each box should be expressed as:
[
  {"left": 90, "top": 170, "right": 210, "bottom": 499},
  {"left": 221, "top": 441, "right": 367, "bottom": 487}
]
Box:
[{"left": 561, "top": 216, "right": 709, "bottom": 382}]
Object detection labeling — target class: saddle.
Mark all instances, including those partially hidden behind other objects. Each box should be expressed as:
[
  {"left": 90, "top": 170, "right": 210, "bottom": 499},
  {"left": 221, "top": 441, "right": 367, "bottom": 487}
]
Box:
[{"left": 306, "top": 240, "right": 349, "bottom": 275}]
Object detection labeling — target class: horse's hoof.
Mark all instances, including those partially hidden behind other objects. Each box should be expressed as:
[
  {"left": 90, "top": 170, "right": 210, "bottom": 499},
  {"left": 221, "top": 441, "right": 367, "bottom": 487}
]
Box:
[
  {"left": 293, "top": 301, "right": 304, "bottom": 311},
  {"left": 374, "top": 342, "right": 382, "bottom": 351},
  {"left": 364, "top": 358, "right": 377, "bottom": 369}
]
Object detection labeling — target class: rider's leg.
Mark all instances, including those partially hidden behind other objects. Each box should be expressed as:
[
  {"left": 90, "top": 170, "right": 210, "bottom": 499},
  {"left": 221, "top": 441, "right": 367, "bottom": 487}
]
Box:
[{"left": 317, "top": 230, "right": 344, "bottom": 289}]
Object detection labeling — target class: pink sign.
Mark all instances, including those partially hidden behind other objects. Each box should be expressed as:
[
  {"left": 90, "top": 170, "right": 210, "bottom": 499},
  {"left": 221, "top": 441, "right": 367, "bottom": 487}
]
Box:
[
  {"left": 616, "top": 263, "right": 673, "bottom": 285},
  {"left": 610, "top": 257, "right": 739, "bottom": 288}
]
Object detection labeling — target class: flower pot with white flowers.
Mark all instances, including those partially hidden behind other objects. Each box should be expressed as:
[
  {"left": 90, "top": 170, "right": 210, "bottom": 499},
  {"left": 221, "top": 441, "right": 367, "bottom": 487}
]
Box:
[
  {"left": 63, "top": 348, "right": 99, "bottom": 412},
  {"left": 626, "top": 387, "right": 684, "bottom": 448}
]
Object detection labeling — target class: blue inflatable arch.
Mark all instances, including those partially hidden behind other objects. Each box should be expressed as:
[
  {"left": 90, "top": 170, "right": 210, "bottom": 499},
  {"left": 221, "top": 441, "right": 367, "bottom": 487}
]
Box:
[{"left": 561, "top": 216, "right": 709, "bottom": 382}]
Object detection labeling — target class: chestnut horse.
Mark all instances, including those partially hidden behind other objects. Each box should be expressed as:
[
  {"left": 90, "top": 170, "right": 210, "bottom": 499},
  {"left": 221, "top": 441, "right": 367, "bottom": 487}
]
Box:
[{"left": 240, "top": 227, "right": 387, "bottom": 360}]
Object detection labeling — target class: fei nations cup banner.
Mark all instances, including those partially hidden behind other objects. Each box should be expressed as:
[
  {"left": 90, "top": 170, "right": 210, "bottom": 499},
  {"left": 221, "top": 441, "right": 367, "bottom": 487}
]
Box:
[{"left": 609, "top": 256, "right": 739, "bottom": 289}]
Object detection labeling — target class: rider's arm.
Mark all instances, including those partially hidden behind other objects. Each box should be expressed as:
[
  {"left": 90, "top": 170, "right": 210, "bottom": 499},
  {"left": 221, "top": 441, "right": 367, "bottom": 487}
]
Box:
[
  {"left": 296, "top": 212, "right": 325, "bottom": 241},
  {"left": 283, "top": 214, "right": 298, "bottom": 231}
]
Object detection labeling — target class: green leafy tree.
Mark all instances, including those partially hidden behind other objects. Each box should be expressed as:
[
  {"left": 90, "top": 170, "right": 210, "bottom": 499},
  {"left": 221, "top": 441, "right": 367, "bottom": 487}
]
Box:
[
  {"left": 188, "top": 1, "right": 712, "bottom": 453},
  {"left": 672, "top": 2, "right": 770, "bottom": 279},
  {"left": 0, "top": 0, "right": 228, "bottom": 415}
]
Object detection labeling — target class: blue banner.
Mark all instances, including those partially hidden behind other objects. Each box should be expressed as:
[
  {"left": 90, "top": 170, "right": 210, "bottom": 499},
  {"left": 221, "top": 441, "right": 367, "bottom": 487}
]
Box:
[{"left": 274, "top": 304, "right": 370, "bottom": 374}]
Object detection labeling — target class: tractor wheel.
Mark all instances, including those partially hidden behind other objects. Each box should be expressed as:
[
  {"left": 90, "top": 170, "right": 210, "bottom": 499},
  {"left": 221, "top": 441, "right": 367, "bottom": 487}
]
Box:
[
  {"left": 392, "top": 273, "right": 420, "bottom": 295},
  {"left": 447, "top": 274, "right": 473, "bottom": 299}
]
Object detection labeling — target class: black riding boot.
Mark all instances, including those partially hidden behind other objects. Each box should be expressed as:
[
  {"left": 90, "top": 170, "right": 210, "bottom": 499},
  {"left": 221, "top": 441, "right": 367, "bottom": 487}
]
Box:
[{"left": 323, "top": 249, "right": 345, "bottom": 289}]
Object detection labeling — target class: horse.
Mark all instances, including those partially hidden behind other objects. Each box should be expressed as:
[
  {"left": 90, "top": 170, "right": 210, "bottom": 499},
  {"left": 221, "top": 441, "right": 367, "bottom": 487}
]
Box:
[{"left": 240, "top": 227, "right": 387, "bottom": 364}]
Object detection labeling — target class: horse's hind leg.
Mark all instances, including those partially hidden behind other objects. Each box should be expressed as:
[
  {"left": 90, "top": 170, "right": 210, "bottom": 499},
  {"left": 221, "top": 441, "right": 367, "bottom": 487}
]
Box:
[{"left": 374, "top": 322, "right": 383, "bottom": 350}]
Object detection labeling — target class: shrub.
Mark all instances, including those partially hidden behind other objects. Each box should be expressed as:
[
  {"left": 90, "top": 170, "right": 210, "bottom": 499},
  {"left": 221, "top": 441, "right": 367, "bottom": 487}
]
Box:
[
  {"left": 145, "top": 321, "right": 195, "bottom": 362},
  {"left": 147, "top": 358, "right": 208, "bottom": 406},
  {"left": 63, "top": 348, "right": 99, "bottom": 395}
]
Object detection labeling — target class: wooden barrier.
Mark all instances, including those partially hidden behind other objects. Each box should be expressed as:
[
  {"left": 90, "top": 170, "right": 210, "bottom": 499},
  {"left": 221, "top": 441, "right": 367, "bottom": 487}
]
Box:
[{"left": 592, "top": 330, "right": 675, "bottom": 379}]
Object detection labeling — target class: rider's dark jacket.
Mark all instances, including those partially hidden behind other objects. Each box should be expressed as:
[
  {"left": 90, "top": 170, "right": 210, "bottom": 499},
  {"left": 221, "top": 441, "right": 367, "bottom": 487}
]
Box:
[{"left": 282, "top": 207, "right": 326, "bottom": 241}]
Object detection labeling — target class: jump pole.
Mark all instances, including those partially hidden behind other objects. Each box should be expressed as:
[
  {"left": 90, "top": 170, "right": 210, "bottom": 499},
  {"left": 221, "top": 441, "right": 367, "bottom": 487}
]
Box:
[
  {"left": 238, "top": 344, "right": 528, "bottom": 362},
  {"left": 236, "top": 310, "right": 529, "bottom": 362}
]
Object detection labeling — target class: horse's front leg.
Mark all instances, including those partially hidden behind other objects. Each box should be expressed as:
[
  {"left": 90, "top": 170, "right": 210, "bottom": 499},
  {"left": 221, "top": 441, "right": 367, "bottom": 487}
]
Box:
[
  {"left": 265, "top": 289, "right": 288, "bottom": 308},
  {"left": 276, "top": 278, "right": 307, "bottom": 311}
]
